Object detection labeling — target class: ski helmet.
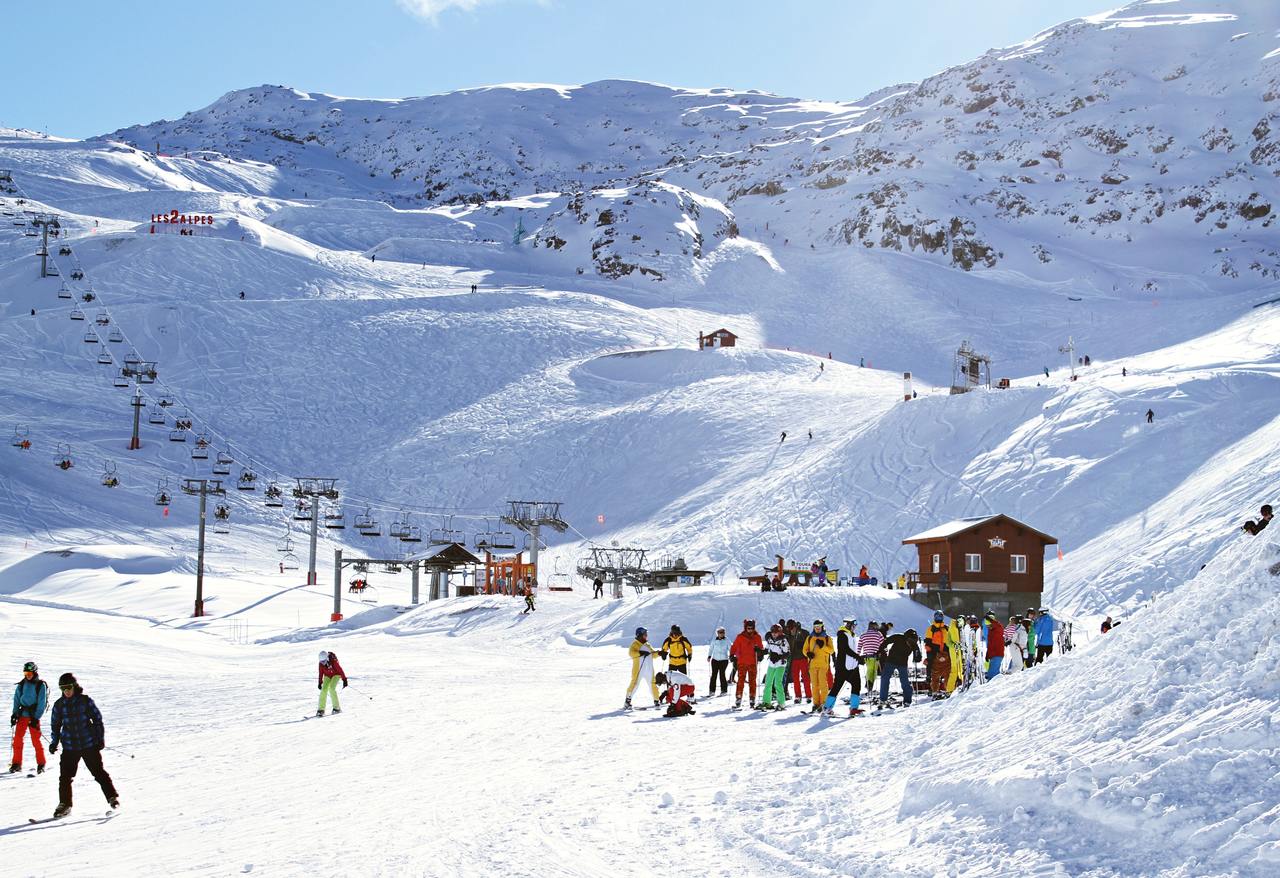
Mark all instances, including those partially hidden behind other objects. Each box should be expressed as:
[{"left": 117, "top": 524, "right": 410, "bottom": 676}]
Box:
[
  {"left": 905, "top": 628, "right": 919, "bottom": 639},
  {"left": 843, "top": 616, "right": 855, "bottom": 626},
  {"left": 318, "top": 650, "right": 330, "bottom": 662},
  {"left": 933, "top": 611, "right": 944, "bottom": 622},
  {"left": 635, "top": 627, "right": 647, "bottom": 638},
  {"left": 22, "top": 661, "right": 37, "bottom": 673},
  {"left": 57, "top": 672, "right": 77, "bottom": 688},
  {"left": 984, "top": 611, "right": 996, "bottom": 620},
  {"left": 813, "top": 619, "right": 824, "bottom": 628}
]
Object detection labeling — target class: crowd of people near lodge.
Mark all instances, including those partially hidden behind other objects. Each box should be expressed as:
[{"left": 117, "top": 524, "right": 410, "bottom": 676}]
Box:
[{"left": 623, "top": 607, "right": 1061, "bottom": 717}]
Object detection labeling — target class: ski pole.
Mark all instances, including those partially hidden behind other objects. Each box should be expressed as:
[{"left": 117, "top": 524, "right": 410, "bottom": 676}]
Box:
[
  {"left": 37, "top": 729, "right": 135, "bottom": 759},
  {"left": 344, "top": 684, "right": 374, "bottom": 702}
]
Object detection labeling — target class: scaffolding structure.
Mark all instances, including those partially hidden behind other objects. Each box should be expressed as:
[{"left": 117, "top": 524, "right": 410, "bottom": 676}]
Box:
[{"left": 950, "top": 340, "right": 992, "bottom": 394}]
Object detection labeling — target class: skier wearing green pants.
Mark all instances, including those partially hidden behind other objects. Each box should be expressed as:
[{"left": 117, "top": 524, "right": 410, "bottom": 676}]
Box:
[
  {"left": 759, "top": 624, "right": 789, "bottom": 710},
  {"left": 317, "top": 650, "right": 348, "bottom": 717}
]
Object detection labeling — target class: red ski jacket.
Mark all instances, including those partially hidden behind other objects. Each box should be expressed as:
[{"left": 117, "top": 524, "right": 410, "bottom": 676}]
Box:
[
  {"left": 729, "top": 630, "right": 763, "bottom": 666},
  {"left": 318, "top": 655, "right": 347, "bottom": 686},
  {"left": 986, "top": 621, "right": 1005, "bottom": 659}
]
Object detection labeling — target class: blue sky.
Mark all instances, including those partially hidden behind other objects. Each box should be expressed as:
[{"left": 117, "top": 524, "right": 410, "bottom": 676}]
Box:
[{"left": 2, "top": 0, "right": 1121, "bottom": 138}]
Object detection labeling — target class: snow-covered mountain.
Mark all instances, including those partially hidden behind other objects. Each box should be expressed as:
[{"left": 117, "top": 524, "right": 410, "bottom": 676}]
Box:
[{"left": 105, "top": 0, "right": 1280, "bottom": 286}]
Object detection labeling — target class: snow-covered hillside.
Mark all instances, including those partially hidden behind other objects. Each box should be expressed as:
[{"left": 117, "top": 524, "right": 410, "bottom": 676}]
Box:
[
  {"left": 105, "top": 0, "right": 1280, "bottom": 286},
  {"left": 2, "top": 3, "right": 1280, "bottom": 874}
]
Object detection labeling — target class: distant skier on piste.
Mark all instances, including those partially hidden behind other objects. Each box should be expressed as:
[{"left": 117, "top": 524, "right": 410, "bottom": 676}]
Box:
[
  {"left": 522, "top": 578, "right": 537, "bottom": 614},
  {"left": 625, "top": 627, "right": 661, "bottom": 709},
  {"left": 825, "top": 618, "right": 864, "bottom": 716},
  {"left": 48, "top": 673, "right": 118, "bottom": 819},
  {"left": 729, "top": 620, "right": 763, "bottom": 709},
  {"left": 317, "top": 650, "right": 348, "bottom": 717},
  {"left": 11, "top": 661, "right": 48, "bottom": 774}
]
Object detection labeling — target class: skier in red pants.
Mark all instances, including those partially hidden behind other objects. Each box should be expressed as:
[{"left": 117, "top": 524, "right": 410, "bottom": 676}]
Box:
[
  {"left": 729, "top": 620, "right": 763, "bottom": 709},
  {"left": 10, "top": 661, "right": 48, "bottom": 774}
]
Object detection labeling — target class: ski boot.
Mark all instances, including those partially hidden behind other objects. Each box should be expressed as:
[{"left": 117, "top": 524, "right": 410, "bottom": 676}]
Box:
[
  {"left": 849, "top": 708, "right": 865, "bottom": 717},
  {"left": 822, "top": 707, "right": 835, "bottom": 717},
  {"left": 315, "top": 709, "right": 325, "bottom": 717},
  {"left": 773, "top": 703, "right": 785, "bottom": 712},
  {"left": 332, "top": 707, "right": 341, "bottom": 714},
  {"left": 53, "top": 803, "right": 71, "bottom": 819},
  {"left": 36, "top": 764, "right": 45, "bottom": 774},
  {"left": 733, "top": 699, "right": 742, "bottom": 710},
  {"left": 654, "top": 699, "right": 661, "bottom": 709},
  {"left": 793, "top": 697, "right": 801, "bottom": 705},
  {"left": 755, "top": 702, "right": 770, "bottom": 711},
  {"left": 7, "top": 763, "right": 21, "bottom": 773},
  {"left": 108, "top": 797, "right": 120, "bottom": 810},
  {"left": 624, "top": 697, "right": 633, "bottom": 710}
]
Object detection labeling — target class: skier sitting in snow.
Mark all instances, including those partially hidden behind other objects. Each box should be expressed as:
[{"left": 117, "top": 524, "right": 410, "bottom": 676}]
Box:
[
  {"left": 317, "top": 650, "right": 348, "bottom": 717},
  {"left": 1242, "top": 504, "right": 1273, "bottom": 536},
  {"left": 10, "top": 661, "right": 48, "bottom": 775},
  {"left": 655, "top": 670, "right": 696, "bottom": 717},
  {"left": 48, "top": 673, "right": 118, "bottom": 819},
  {"left": 625, "top": 628, "right": 661, "bottom": 710}
]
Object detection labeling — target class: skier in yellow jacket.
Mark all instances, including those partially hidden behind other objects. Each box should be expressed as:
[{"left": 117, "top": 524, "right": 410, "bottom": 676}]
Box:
[
  {"left": 624, "top": 627, "right": 662, "bottom": 710},
  {"left": 661, "top": 625, "right": 693, "bottom": 676},
  {"left": 803, "top": 620, "right": 835, "bottom": 713}
]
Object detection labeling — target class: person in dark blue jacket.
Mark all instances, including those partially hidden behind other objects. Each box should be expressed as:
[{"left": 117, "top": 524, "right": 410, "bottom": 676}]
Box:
[
  {"left": 48, "top": 673, "right": 118, "bottom": 819},
  {"left": 10, "top": 661, "right": 49, "bottom": 773}
]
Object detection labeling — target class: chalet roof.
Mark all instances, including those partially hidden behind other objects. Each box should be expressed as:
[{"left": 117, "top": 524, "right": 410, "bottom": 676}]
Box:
[
  {"left": 902, "top": 514, "right": 1057, "bottom": 546},
  {"left": 704, "top": 328, "right": 736, "bottom": 337},
  {"left": 412, "top": 542, "right": 482, "bottom": 568}
]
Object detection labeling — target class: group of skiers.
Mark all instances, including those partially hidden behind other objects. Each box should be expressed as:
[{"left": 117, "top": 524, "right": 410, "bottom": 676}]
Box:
[
  {"left": 10, "top": 662, "right": 119, "bottom": 820},
  {"left": 625, "top": 607, "right": 1058, "bottom": 717}
]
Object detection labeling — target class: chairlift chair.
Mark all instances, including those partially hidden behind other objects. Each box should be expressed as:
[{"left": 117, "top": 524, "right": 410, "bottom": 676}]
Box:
[
  {"left": 280, "top": 552, "right": 300, "bottom": 571},
  {"left": 399, "top": 525, "right": 422, "bottom": 543},
  {"left": 54, "top": 443, "right": 73, "bottom": 470},
  {"left": 354, "top": 507, "right": 380, "bottom": 536},
  {"left": 83, "top": 329, "right": 99, "bottom": 344},
  {"left": 212, "top": 449, "right": 233, "bottom": 476},
  {"left": 11, "top": 425, "right": 31, "bottom": 451},
  {"left": 148, "top": 405, "right": 166, "bottom": 425},
  {"left": 154, "top": 479, "right": 171, "bottom": 507},
  {"left": 57, "top": 284, "right": 72, "bottom": 299},
  {"left": 107, "top": 327, "right": 123, "bottom": 343},
  {"left": 94, "top": 311, "right": 110, "bottom": 326},
  {"left": 100, "top": 461, "right": 119, "bottom": 488},
  {"left": 277, "top": 535, "right": 295, "bottom": 554},
  {"left": 388, "top": 513, "right": 411, "bottom": 540},
  {"left": 69, "top": 306, "right": 85, "bottom": 321},
  {"left": 112, "top": 371, "right": 130, "bottom": 389},
  {"left": 45, "top": 264, "right": 59, "bottom": 276},
  {"left": 489, "top": 530, "right": 517, "bottom": 550},
  {"left": 212, "top": 504, "right": 230, "bottom": 534},
  {"left": 58, "top": 245, "right": 71, "bottom": 256},
  {"left": 70, "top": 270, "right": 83, "bottom": 281},
  {"left": 191, "top": 438, "right": 209, "bottom": 460},
  {"left": 168, "top": 429, "right": 187, "bottom": 442},
  {"left": 383, "top": 562, "right": 402, "bottom": 574},
  {"left": 237, "top": 469, "right": 257, "bottom": 491},
  {"left": 97, "top": 346, "right": 113, "bottom": 365},
  {"left": 81, "top": 292, "right": 94, "bottom": 303},
  {"left": 264, "top": 482, "right": 284, "bottom": 508},
  {"left": 293, "top": 499, "right": 312, "bottom": 521},
  {"left": 323, "top": 507, "right": 346, "bottom": 530},
  {"left": 428, "top": 517, "right": 466, "bottom": 545},
  {"left": 158, "top": 396, "right": 174, "bottom": 408}
]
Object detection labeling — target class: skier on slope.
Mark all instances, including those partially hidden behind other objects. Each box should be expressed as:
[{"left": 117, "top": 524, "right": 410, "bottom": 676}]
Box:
[
  {"left": 10, "top": 661, "right": 48, "bottom": 774},
  {"left": 758, "top": 624, "right": 789, "bottom": 710},
  {"left": 787, "top": 619, "right": 812, "bottom": 706},
  {"left": 876, "top": 629, "right": 921, "bottom": 708},
  {"left": 729, "top": 620, "right": 763, "bottom": 709},
  {"left": 624, "top": 627, "right": 661, "bottom": 710},
  {"left": 592, "top": 576, "right": 604, "bottom": 599},
  {"left": 984, "top": 613, "right": 1005, "bottom": 679},
  {"left": 1033, "top": 608, "right": 1056, "bottom": 664},
  {"left": 858, "top": 621, "right": 884, "bottom": 696},
  {"left": 522, "top": 578, "right": 536, "bottom": 614},
  {"left": 1025, "top": 609, "right": 1039, "bottom": 670},
  {"left": 48, "top": 673, "right": 118, "bottom": 819},
  {"left": 317, "top": 650, "right": 348, "bottom": 717},
  {"left": 707, "top": 627, "right": 730, "bottom": 697},
  {"left": 661, "top": 625, "right": 693, "bottom": 679},
  {"left": 803, "top": 621, "right": 835, "bottom": 713},
  {"left": 824, "top": 618, "right": 864, "bottom": 717}
]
